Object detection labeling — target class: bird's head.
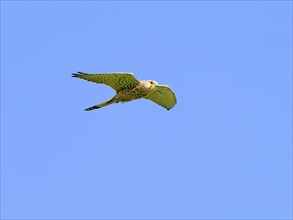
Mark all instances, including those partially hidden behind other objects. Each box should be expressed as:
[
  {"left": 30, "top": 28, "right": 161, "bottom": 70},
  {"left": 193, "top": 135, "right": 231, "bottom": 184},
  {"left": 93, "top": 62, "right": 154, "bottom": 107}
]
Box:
[{"left": 147, "top": 80, "right": 158, "bottom": 89}]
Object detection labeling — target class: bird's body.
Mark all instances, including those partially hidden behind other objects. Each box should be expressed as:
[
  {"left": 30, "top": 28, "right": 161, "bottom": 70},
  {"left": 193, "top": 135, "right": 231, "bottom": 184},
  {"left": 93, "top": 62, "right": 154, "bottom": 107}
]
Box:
[
  {"left": 72, "top": 72, "right": 176, "bottom": 111},
  {"left": 117, "top": 81, "right": 156, "bottom": 101}
]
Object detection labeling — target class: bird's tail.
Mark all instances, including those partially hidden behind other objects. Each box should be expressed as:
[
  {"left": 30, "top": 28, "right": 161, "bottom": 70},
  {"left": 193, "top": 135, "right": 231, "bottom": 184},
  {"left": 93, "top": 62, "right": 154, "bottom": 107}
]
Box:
[{"left": 85, "top": 98, "right": 116, "bottom": 111}]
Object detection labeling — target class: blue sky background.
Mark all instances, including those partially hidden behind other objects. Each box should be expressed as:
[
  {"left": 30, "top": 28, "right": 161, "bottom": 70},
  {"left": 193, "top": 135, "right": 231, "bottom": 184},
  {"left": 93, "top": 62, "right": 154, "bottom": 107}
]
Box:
[{"left": 1, "top": 1, "right": 292, "bottom": 219}]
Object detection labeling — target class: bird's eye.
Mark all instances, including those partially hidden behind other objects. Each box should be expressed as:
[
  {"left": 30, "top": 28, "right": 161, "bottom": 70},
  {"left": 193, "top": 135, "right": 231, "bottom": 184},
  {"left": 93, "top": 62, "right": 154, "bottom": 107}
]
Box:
[{"left": 150, "top": 81, "right": 153, "bottom": 84}]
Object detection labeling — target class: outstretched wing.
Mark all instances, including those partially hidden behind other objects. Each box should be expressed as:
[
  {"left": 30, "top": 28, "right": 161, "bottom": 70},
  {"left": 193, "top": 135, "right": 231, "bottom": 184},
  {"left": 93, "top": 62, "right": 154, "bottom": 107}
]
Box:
[
  {"left": 145, "top": 85, "right": 177, "bottom": 110},
  {"left": 72, "top": 72, "right": 140, "bottom": 92}
]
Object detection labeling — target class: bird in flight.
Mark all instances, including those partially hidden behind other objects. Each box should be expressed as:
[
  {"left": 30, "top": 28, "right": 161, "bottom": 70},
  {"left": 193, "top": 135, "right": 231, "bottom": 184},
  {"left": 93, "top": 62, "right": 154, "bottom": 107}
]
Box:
[{"left": 72, "top": 72, "right": 177, "bottom": 111}]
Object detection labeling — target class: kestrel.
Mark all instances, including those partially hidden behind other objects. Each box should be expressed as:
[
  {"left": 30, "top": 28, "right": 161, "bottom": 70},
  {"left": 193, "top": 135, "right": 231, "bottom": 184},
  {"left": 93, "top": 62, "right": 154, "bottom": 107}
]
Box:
[{"left": 72, "top": 72, "right": 177, "bottom": 111}]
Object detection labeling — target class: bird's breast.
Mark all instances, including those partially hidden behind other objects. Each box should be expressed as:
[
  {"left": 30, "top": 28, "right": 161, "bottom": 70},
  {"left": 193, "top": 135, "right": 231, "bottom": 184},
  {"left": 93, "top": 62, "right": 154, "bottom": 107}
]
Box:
[{"left": 117, "top": 87, "right": 149, "bottom": 102}]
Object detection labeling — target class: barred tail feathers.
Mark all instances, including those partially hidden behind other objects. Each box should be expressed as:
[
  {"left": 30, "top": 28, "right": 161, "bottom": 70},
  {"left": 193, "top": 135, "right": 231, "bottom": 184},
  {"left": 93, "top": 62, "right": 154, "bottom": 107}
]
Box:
[{"left": 84, "top": 98, "right": 116, "bottom": 111}]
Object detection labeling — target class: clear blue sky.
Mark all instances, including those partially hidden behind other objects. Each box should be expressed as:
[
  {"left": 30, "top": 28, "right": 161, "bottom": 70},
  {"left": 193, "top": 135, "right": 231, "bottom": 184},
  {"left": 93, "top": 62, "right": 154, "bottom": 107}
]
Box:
[{"left": 1, "top": 1, "right": 292, "bottom": 219}]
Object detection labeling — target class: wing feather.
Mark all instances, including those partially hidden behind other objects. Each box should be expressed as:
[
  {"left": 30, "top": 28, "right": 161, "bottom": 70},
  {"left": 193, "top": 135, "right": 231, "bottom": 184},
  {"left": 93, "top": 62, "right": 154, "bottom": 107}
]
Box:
[
  {"left": 145, "top": 85, "right": 177, "bottom": 110},
  {"left": 72, "top": 72, "right": 140, "bottom": 91}
]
